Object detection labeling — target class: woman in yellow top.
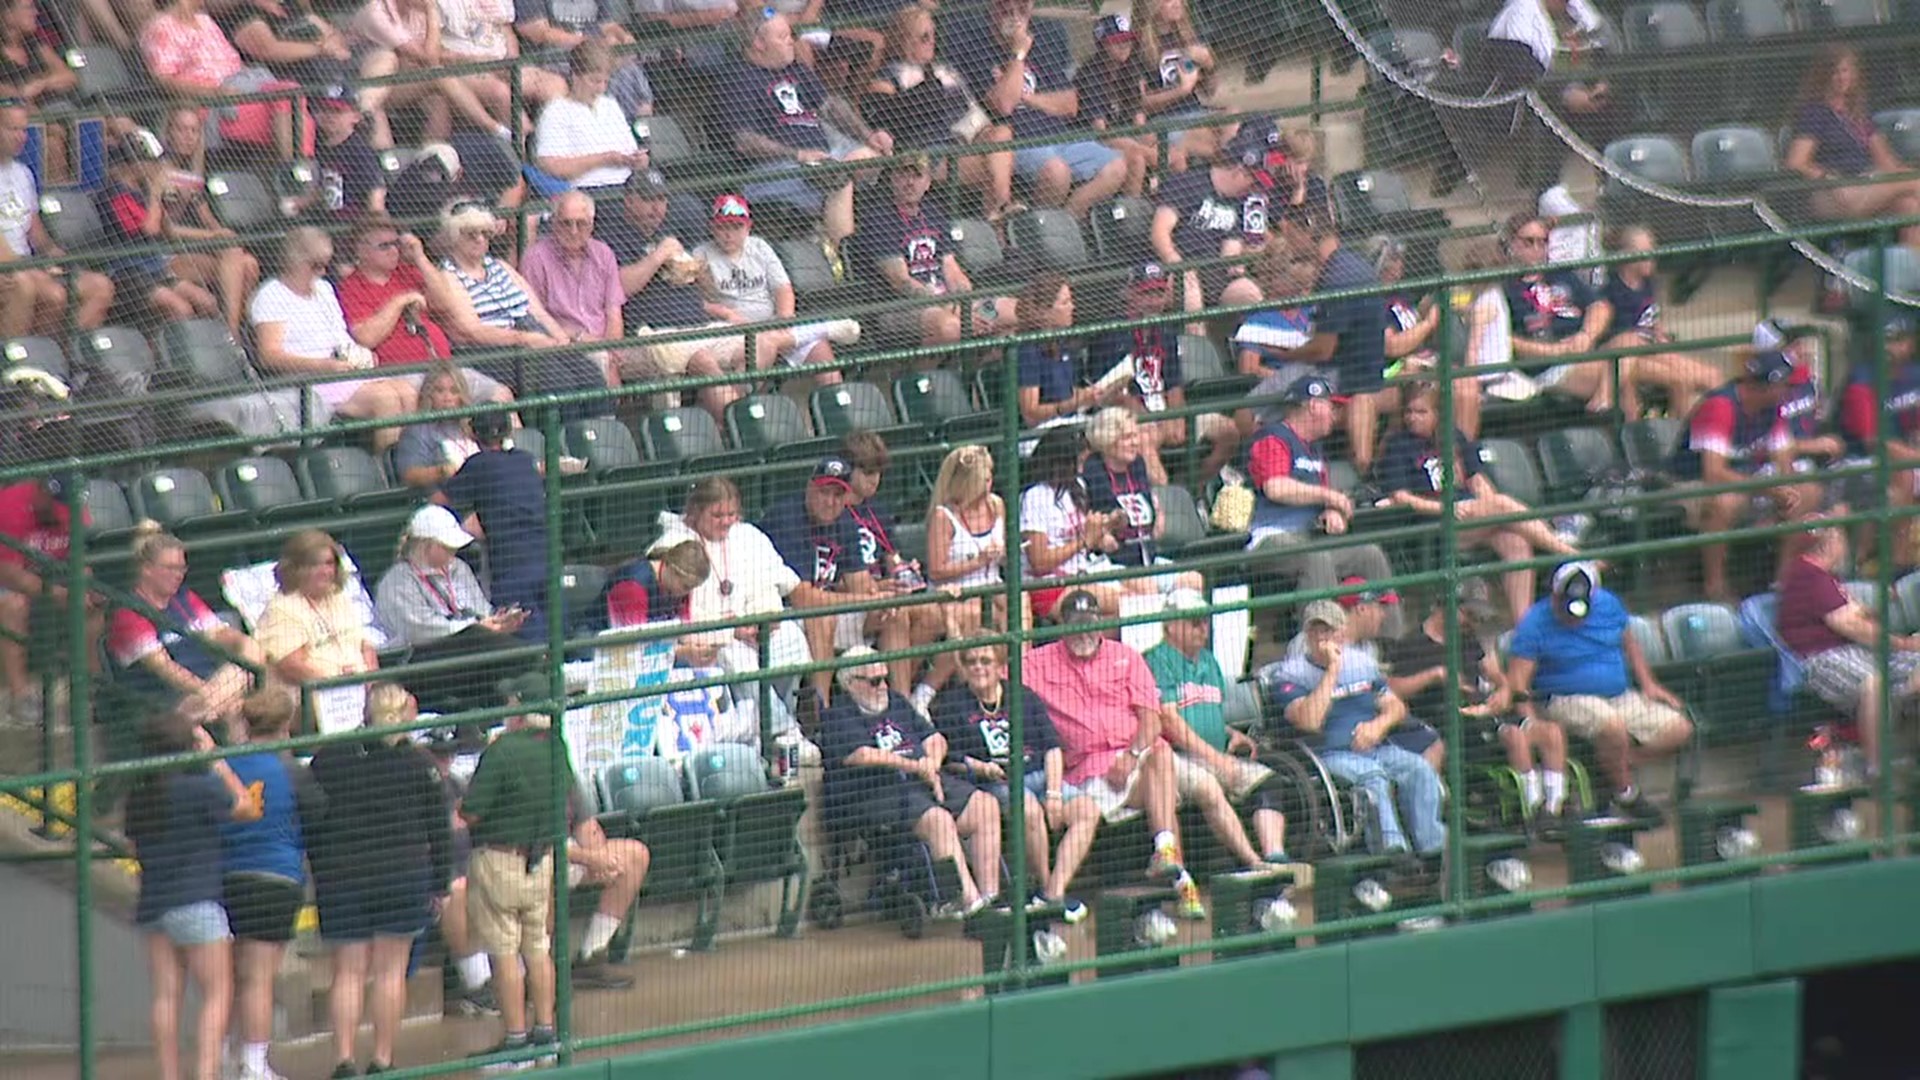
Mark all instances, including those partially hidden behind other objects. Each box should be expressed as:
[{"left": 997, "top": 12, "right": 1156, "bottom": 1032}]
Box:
[{"left": 256, "top": 531, "right": 379, "bottom": 728}]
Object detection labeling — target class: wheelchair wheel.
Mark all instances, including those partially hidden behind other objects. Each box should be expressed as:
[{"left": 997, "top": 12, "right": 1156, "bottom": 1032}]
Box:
[
  {"left": 1261, "top": 746, "right": 1338, "bottom": 861},
  {"left": 807, "top": 881, "right": 844, "bottom": 930},
  {"left": 899, "top": 892, "right": 928, "bottom": 940}
]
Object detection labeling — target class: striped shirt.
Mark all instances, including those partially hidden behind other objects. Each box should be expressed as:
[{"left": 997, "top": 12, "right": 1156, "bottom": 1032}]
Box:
[{"left": 442, "top": 255, "right": 531, "bottom": 329}]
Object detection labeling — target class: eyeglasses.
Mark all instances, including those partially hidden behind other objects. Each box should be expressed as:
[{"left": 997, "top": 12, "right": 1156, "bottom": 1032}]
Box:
[
  {"left": 458, "top": 228, "right": 491, "bottom": 240},
  {"left": 152, "top": 560, "right": 189, "bottom": 573},
  {"left": 370, "top": 239, "right": 399, "bottom": 251},
  {"left": 550, "top": 217, "right": 593, "bottom": 230}
]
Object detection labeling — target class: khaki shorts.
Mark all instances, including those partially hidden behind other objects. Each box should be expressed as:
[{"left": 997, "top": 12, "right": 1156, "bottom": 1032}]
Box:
[
  {"left": 1545, "top": 690, "right": 1687, "bottom": 745},
  {"left": 468, "top": 846, "right": 556, "bottom": 957},
  {"left": 1066, "top": 757, "right": 1145, "bottom": 824},
  {"left": 1171, "top": 753, "right": 1272, "bottom": 803},
  {"left": 624, "top": 323, "right": 747, "bottom": 378}
]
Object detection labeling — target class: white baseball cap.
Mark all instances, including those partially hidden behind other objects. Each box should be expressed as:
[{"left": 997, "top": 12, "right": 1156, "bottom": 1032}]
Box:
[{"left": 406, "top": 504, "right": 473, "bottom": 550}]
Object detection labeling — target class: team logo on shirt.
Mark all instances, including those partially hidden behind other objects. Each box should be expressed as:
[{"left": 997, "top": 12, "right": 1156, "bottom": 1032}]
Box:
[
  {"left": 973, "top": 712, "right": 1012, "bottom": 760},
  {"left": 1635, "top": 301, "right": 1660, "bottom": 329},
  {"left": 870, "top": 718, "right": 909, "bottom": 753},
  {"left": 1520, "top": 281, "right": 1582, "bottom": 338},
  {"left": 1172, "top": 680, "right": 1223, "bottom": 709},
  {"left": 855, "top": 524, "right": 881, "bottom": 570},
  {"left": 1158, "top": 50, "right": 1187, "bottom": 88},
  {"left": 1241, "top": 193, "right": 1269, "bottom": 239},
  {"left": 548, "top": 0, "right": 598, "bottom": 31},
  {"left": 905, "top": 233, "right": 940, "bottom": 277},
  {"left": 1115, "top": 489, "right": 1153, "bottom": 528},
  {"left": 1192, "top": 196, "right": 1238, "bottom": 233},
  {"left": 812, "top": 538, "right": 843, "bottom": 585},
  {"left": 768, "top": 80, "right": 818, "bottom": 127}
]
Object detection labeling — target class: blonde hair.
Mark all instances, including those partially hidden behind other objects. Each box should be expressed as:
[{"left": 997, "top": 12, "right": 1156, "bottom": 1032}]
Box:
[
  {"left": 650, "top": 539, "right": 712, "bottom": 587},
  {"left": 929, "top": 444, "right": 995, "bottom": 517},
  {"left": 241, "top": 689, "right": 296, "bottom": 739},
  {"left": 885, "top": 4, "right": 932, "bottom": 58},
  {"left": 418, "top": 364, "right": 472, "bottom": 410},
  {"left": 130, "top": 520, "right": 185, "bottom": 571},
  {"left": 364, "top": 682, "right": 415, "bottom": 742},
  {"left": 1085, "top": 406, "right": 1139, "bottom": 455},
  {"left": 274, "top": 530, "right": 346, "bottom": 595},
  {"left": 1132, "top": 0, "right": 1199, "bottom": 66}
]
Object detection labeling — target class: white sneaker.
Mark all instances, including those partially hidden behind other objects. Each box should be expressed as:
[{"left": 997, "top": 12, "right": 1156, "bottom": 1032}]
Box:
[{"left": 822, "top": 319, "right": 861, "bottom": 345}]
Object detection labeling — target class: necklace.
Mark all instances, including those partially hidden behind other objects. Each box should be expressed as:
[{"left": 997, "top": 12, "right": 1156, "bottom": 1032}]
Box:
[{"left": 709, "top": 536, "right": 734, "bottom": 598}]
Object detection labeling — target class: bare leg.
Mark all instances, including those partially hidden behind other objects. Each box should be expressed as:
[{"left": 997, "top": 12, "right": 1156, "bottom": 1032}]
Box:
[
  {"left": 147, "top": 935, "right": 185, "bottom": 1080},
  {"left": 1017, "top": 789, "right": 1052, "bottom": 888},
  {"left": 955, "top": 790, "right": 1002, "bottom": 898},
  {"left": 914, "top": 805, "right": 981, "bottom": 905},
  {"left": 1046, "top": 797, "right": 1101, "bottom": 899},
  {"left": 328, "top": 941, "right": 371, "bottom": 1069},
  {"left": 1064, "top": 156, "right": 1129, "bottom": 219},
  {"left": 184, "top": 939, "right": 234, "bottom": 1080}
]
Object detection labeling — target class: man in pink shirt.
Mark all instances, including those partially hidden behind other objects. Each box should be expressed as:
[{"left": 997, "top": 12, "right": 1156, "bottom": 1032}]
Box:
[
  {"left": 1022, "top": 588, "right": 1265, "bottom": 918},
  {"left": 519, "top": 190, "right": 626, "bottom": 383}
]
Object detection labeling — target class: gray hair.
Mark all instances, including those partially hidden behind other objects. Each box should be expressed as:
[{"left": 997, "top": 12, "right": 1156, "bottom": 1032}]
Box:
[
  {"left": 835, "top": 645, "right": 886, "bottom": 691},
  {"left": 1084, "top": 406, "right": 1137, "bottom": 456}
]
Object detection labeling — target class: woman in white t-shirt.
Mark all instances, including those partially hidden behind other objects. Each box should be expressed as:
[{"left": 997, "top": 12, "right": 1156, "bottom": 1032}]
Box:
[
  {"left": 693, "top": 193, "right": 856, "bottom": 378},
  {"left": 533, "top": 40, "right": 646, "bottom": 191},
  {"left": 248, "top": 227, "right": 418, "bottom": 447},
  {"left": 1460, "top": 238, "right": 1535, "bottom": 409},
  {"left": 1019, "top": 426, "right": 1127, "bottom": 622}
]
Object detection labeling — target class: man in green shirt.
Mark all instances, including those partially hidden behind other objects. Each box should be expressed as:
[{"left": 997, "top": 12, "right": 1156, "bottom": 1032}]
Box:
[{"left": 1145, "top": 590, "right": 1292, "bottom": 863}]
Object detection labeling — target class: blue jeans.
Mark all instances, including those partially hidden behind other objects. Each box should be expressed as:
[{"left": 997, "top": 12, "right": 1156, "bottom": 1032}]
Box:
[{"left": 1319, "top": 744, "right": 1447, "bottom": 856}]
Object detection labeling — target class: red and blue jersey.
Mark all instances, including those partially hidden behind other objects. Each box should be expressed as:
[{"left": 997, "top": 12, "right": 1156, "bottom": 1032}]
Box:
[{"left": 1671, "top": 383, "right": 1791, "bottom": 479}]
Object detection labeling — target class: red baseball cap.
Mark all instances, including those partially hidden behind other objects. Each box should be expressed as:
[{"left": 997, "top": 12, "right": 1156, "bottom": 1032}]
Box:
[
  {"left": 1336, "top": 575, "right": 1399, "bottom": 608},
  {"left": 711, "top": 193, "right": 752, "bottom": 223}
]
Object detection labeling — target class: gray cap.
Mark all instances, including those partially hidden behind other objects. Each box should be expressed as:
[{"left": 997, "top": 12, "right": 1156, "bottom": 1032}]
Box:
[{"left": 1301, "top": 599, "right": 1346, "bottom": 630}]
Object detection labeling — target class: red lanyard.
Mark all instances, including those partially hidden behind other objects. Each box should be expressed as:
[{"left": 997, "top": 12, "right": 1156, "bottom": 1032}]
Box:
[
  {"left": 416, "top": 567, "right": 461, "bottom": 618},
  {"left": 848, "top": 504, "right": 895, "bottom": 556}
]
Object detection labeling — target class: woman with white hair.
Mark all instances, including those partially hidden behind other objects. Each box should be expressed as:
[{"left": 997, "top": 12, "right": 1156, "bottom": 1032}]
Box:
[
  {"left": 1080, "top": 407, "right": 1204, "bottom": 594},
  {"left": 305, "top": 683, "right": 453, "bottom": 1077},
  {"left": 818, "top": 645, "right": 1001, "bottom": 916},
  {"left": 248, "top": 227, "right": 420, "bottom": 449}
]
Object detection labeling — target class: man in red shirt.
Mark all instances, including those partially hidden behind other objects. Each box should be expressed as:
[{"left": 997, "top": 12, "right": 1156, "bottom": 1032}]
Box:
[
  {"left": 0, "top": 467, "right": 99, "bottom": 724},
  {"left": 1776, "top": 520, "right": 1920, "bottom": 779},
  {"left": 335, "top": 217, "right": 513, "bottom": 403}
]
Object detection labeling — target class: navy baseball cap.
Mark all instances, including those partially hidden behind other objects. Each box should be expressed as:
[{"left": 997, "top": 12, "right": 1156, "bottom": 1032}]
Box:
[
  {"left": 470, "top": 409, "right": 513, "bottom": 442},
  {"left": 626, "top": 168, "right": 669, "bottom": 199},
  {"left": 1282, "top": 375, "right": 1345, "bottom": 405},
  {"left": 1745, "top": 349, "right": 1795, "bottom": 385},
  {"left": 812, "top": 455, "right": 854, "bottom": 491},
  {"left": 1055, "top": 588, "right": 1102, "bottom": 626},
  {"left": 1129, "top": 261, "right": 1171, "bottom": 290},
  {"left": 1094, "top": 13, "right": 1135, "bottom": 42}
]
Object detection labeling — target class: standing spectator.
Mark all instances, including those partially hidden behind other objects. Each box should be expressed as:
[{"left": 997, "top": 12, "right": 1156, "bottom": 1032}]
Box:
[
  {"left": 519, "top": 191, "right": 625, "bottom": 381},
  {"left": 107, "top": 523, "right": 265, "bottom": 727},
  {"left": 1273, "top": 213, "right": 1389, "bottom": 476},
  {"left": 532, "top": 40, "right": 649, "bottom": 193},
  {"left": 1262, "top": 600, "right": 1446, "bottom": 867},
  {"left": 140, "top": 0, "right": 311, "bottom": 161},
  {"left": 1670, "top": 350, "right": 1820, "bottom": 603},
  {"left": 307, "top": 684, "right": 453, "bottom": 1077},
  {"left": 0, "top": 466, "right": 99, "bottom": 725},
  {"left": 1024, "top": 588, "right": 1252, "bottom": 919},
  {"left": 1504, "top": 563, "right": 1691, "bottom": 823},
  {"left": 1601, "top": 225, "right": 1721, "bottom": 416},
  {"left": 1074, "top": 14, "right": 1155, "bottom": 195},
  {"left": 153, "top": 107, "right": 261, "bottom": 338},
  {"left": 1778, "top": 521, "right": 1920, "bottom": 780},
  {"left": 693, "top": 193, "right": 857, "bottom": 379},
  {"left": 374, "top": 505, "right": 539, "bottom": 708},
  {"left": 1086, "top": 261, "right": 1239, "bottom": 478},
  {"left": 1144, "top": 589, "right": 1289, "bottom": 862},
  {"left": 864, "top": 7, "right": 1019, "bottom": 216},
  {"left": 1784, "top": 45, "right": 1920, "bottom": 246},
  {"left": 1150, "top": 127, "right": 1267, "bottom": 316},
  {"left": 349, "top": 0, "right": 516, "bottom": 145},
  {"left": 96, "top": 142, "right": 223, "bottom": 325},
  {"left": 932, "top": 640, "right": 1095, "bottom": 914},
  {"left": 1375, "top": 381, "right": 1581, "bottom": 624},
  {"left": 598, "top": 170, "right": 748, "bottom": 416},
  {"left": 1501, "top": 212, "right": 1622, "bottom": 417},
  {"left": 128, "top": 705, "right": 262, "bottom": 1080},
  {"left": 0, "top": 103, "right": 114, "bottom": 336},
  {"left": 220, "top": 691, "right": 322, "bottom": 1080},
  {"left": 255, "top": 531, "right": 380, "bottom": 704},
  {"left": 848, "top": 152, "right": 1014, "bottom": 347},
  {"left": 439, "top": 411, "right": 554, "bottom": 643},
  {"left": 1244, "top": 376, "right": 1399, "bottom": 621},
  {"left": 944, "top": 0, "right": 1128, "bottom": 218},
  {"left": 251, "top": 228, "right": 421, "bottom": 450},
  {"left": 722, "top": 12, "right": 887, "bottom": 246}
]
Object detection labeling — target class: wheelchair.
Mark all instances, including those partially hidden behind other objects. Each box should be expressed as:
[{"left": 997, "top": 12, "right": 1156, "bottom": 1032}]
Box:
[{"left": 806, "top": 803, "right": 966, "bottom": 940}]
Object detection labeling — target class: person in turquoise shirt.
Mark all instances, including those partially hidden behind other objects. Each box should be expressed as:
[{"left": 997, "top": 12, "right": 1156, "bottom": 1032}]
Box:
[{"left": 1144, "top": 589, "right": 1293, "bottom": 864}]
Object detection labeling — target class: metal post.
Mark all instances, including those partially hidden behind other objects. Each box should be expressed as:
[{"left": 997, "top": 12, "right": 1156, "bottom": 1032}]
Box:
[
  {"left": 1870, "top": 232, "right": 1895, "bottom": 835},
  {"left": 1001, "top": 349, "right": 1029, "bottom": 988},
  {"left": 542, "top": 403, "right": 573, "bottom": 1063},
  {"left": 1435, "top": 281, "right": 1468, "bottom": 912},
  {"left": 67, "top": 468, "right": 93, "bottom": 1079}
]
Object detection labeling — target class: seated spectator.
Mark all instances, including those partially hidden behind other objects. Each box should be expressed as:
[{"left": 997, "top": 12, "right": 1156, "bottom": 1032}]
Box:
[
  {"left": 849, "top": 152, "right": 1015, "bottom": 347},
  {"left": 519, "top": 191, "right": 625, "bottom": 368},
  {"left": 1075, "top": 15, "right": 1154, "bottom": 196},
  {"left": 760, "top": 455, "right": 903, "bottom": 702},
  {"left": 107, "top": 523, "right": 265, "bottom": 727},
  {"left": 1025, "top": 588, "right": 1266, "bottom": 918},
  {"left": 1375, "top": 382, "right": 1580, "bottom": 624},
  {"left": 1017, "top": 274, "right": 1124, "bottom": 432},
  {"left": 514, "top": 0, "right": 650, "bottom": 119},
  {"left": 1087, "top": 261, "right": 1239, "bottom": 477},
  {"left": 633, "top": 0, "right": 737, "bottom": 34},
  {"left": 533, "top": 40, "right": 649, "bottom": 194},
  {"left": 250, "top": 227, "right": 420, "bottom": 449},
  {"left": 154, "top": 107, "right": 262, "bottom": 337},
  {"left": 432, "top": 201, "right": 609, "bottom": 413},
  {"left": 598, "top": 170, "right": 747, "bottom": 416},
  {"left": 1244, "top": 376, "right": 1398, "bottom": 618},
  {"left": 652, "top": 477, "right": 812, "bottom": 746},
  {"left": 438, "top": 411, "right": 553, "bottom": 642},
  {"left": 819, "top": 645, "right": 1001, "bottom": 916},
  {"left": 1834, "top": 315, "right": 1920, "bottom": 558},
  {"left": 0, "top": 463, "right": 99, "bottom": 725},
  {"left": 0, "top": 0, "right": 76, "bottom": 178},
  {"left": 126, "top": 705, "right": 261, "bottom": 1080},
  {"left": 1145, "top": 589, "right": 1290, "bottom": 862},
  {"left": 0, "top": 104, "right": 113, "bottom": 337},
  {"left": 306, "top": 683, "right": 453, "bottom": 1077},
  {"left": 945, "top": 0, "right": 1126, "bottom": 219},
  {"left": 337, "top": 219, "right": 513, "bottom": 399},
  {"left": 255, "top": 531, "right": 378, "bottom": 692},
  {"left": 435, "top": 0, "right": 566, "bottom": 122},
  {"left": 864, "top": 7, "right": 1018, "bottom": 216},
  {"left": 1131, "top": 0, "right": 1229, "bottom": 160},
  {"left": 1601, "top": 225, "right": 1722, "bottom": 416},
  {"left": 1373, "top": 235, "right": 1483, "bottom": 436},
  {"left": 1082, "top": 408, "right": 1205, "bottom": 595},
  {"left": 1670, "top": 350, "right": 1820, "bottom": 602},
  {"left": 1267, "top": 213, "right": 1388, "bottom": 475},
  {"left": 1386, "top": 581, "right": 1571, "bottom": 830},
  {"left": 1020, "top": 426, "right": 1129, "bottom": 619},
  {"left": 307, "top": 88, "right": 386, "bottom": 217},
  {"left": 723, "top": 12, "right": 886, "bottom": 246},
  {"left": 141, "top": 0, "right": 312, "bottom": 161},
  {"left": 220, "top": 690, "right": 320, "bottom": 1080},
  {"left": 1231, "top": 239, "right": 1322, "bottom": 439},
  {"left": 1150, "top": 126, "right": 1267, "bottom": 316},
  {"left": 373, "top": 505, "right": 542, "bottom": 708},
  {"left": 1457, "top": 237, "right": 1539, "bottom": 410},
  {"left": 1263, "top": 599, "right": 1445, "bottom": 867},
  {"left": 933, "top": 640, "right": 1095, "bottom": 914},
  {"left": 1779, "top": 521, "right": 1920, "bottom": 779},
  {"left": 1505, "top": 562, "right": 1690, "bottom": 823},
  {"left": 349, "top": 0, "right": 516, "bottom": 145},
  {"left": 1784, "top": 45, "right": 1920, "bottom": 247},
  {"left": 1755, "top": 318, "right": 1839, "bottom": 466},
  {"left": 693, "top": 193, "right": 856, "bottom": 380},
  {"left": 97, "top": 141, "right": 223, "bottom": 325},
  {"left": 1263, "top": 127, "right": 1330, "bottom": 236},
  {"left": 1283, "top": 577, "right": 1434, "bottom": 766},
  {"left": 394, "top": 366, "right": 483, "bottom": 488},
  {"left": 843, "top": 431, "right": 947, "bottom": 699},
  {"left": 1501, "top": 211, "right": 1621, "bottom": 416},
  {"left": 599, "top": 539, "right": 711, "bottom": 645}
]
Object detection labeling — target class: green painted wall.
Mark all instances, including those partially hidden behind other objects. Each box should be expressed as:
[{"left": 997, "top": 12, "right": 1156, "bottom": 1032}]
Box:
[{"left": 587, "top": 858, "right": 1920, "bottom": 1079}]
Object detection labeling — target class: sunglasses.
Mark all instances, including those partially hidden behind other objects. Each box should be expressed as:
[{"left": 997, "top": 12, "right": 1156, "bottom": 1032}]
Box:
[{"left": 849, "top": 674, "right": 887, "bottom": 687}]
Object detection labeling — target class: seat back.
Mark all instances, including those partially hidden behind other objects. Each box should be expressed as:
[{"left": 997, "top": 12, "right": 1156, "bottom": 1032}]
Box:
[
  {"left": 774, "top": 238, "right": 842, "bottom": 299},
  {"left": 1474, "top": 439, "right": 1544, "bottom": 505},
  {"left": 1705, "top": 0, "right": 1795, "bottom": 38},
  {"left": 1875, "top": 109, "right": 1920, "bottom": 165},
  {"left": 205, "top": 171, "right": 279, "bottom": 231},
  {"left": 1621, "top": 418, "right": 1684, "bottom": 474},
  {"left": 630, "top": 114, "right": 702, "bottom": 171},
  {"left": 37, "top": 189, "right": 105, "bottom": 251},
  {"left": 892, "top": 369, "right": 977, "bottom": 427},
  {"left": 83, "top": 478, "right": 133, "bottom": 535},
  {"left": 1177, "top": 333, "right": 1231, "bottom": 382},
  {"left": 64, "top": 45, "right": 136, "bottom": 101},
  {"left": 1537, "top": 428, "right": 1623, "bottom": 499},
  {"left": 686, "top": 743, "right": 770, "bottom": 801},
  {"left": 600, "top": 758, "right": 687, "bottom": 815},
  {"left": 501, "top": 425, "right": 544, "bottom": 460},
  {"left": 129, "top": 468, "right": 219, "bottom": 529},
  {"left": 563, "top": 417, "right": 644, "bottom": 473},
  {"left": 1088, "top": 196, "right": 1155, "bottom": 260},
  {"left": 73, "top": 325, "right": 159, "bottom": 398},
  {"left": 947, "top": 218, "right": 1005, "bottom": 276},
  {"left": 1364, "top": 27, "right": 1445, "bottom": 84},
  {"left": 1662, "top": 602, "right": 1745, "bottom": 662},
  {"left": 1623, "top": 2, "right": 1711, "bottom": 48},
  {"left": 1691, "top": 127, "right": 1778, "bottom": 184},
  {"left": 1154, "top": 483, "right": 1208, "bottom": 552},
  {"left": 810, "top": 381, "right": 895, "bottom": 437},
  {"left": 1896, "top": 569, "right": 1920, "bottom": 632},
  {"left": 642, "top": 406, "right": 728, "bottom": 461},
  {"left": 297, "top": 446, "right": 390, "bottom": 503},
  {"left": 726, "top": 393, "right": 813, "bottom": 454},
  {"left": 215, "top": 456, "right": 304, "bottom": 516},
  {"left": 1603, "top": 136, "right": 1691, "bottom": 192},
  {"left": 0, "top": 336, "right": 70, "bottom": 383},
  {"left": 1005, "top": 207, "right": 1089, "bottom": 270},
  {"left": 159, "top": 320, "right": 254, "bottom": 388},
  {"left": 1797, "top": 0, "right": 1879, "bottom": 28},
  {"left": 1332, "top": 169, "right": 1415, "bottom": 224},
  {"left": 1736, "top": 592, "right": 1805, "bottom": 712},
  {"left": 1628, "top": 614, "right": 1669, "bottom": 666},
  {"left": 560, "top": 564, "right": 610, "bottom": 635}
]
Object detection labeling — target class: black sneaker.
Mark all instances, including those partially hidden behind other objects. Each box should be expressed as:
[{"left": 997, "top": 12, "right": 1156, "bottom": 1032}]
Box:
[
  {"left": 1611, "top": 793, "right": 1665, "bottom": 827},
  {"left": 445, "top": 983, "right": 501, "bottom": 1017},
  {"left": 364, "top": 1064, "right": 390, "bottom": 1076},
  {"left": 529, "top": 1027, "right": 559, "bottom": 1066},
  {"left": 572, "top": 959, "right": 635, "bottom": 990},
  {"left": 330, "top": 1064, "right": 360, "bottom": 1079}
]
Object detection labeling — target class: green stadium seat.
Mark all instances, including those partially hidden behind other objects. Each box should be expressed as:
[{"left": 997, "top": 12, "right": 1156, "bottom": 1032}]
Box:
[
  {"left": 83, "top": 478, "right": 133, "bottom": 536},
  {"left": 809, "top": 381, "right": 908, "bottom": 442},
  {"left": 500, "top": 425, "right": 543, "bottom": 460},
  {"left": 726, "top": 393, "right": 828, "bottom": 460},
  {"left": 947, "top": 217, "right": 1007, "bottom": 281},
  {"left": 1005, "top": 207, "right": 1090, "bottom": 271},
  {"left": 1662, "top": 602, "right": 1744, "bottom": 663},
  {"left": 159, "top": 320, "right": 254, "bottom": 389},
  {"left": 1620, "top": 4, "right": 1713, "bottom": 130},
  {"left": 1536, "top": 428, "right": 1623, "bottom": 502},
  {"left": 774, "top": 238, "right": 851, "bottom": 304},
  {"left": 686, "top": 744, "right": 808, "bottom": 938},
  {"left": 205, "top": 171, "right": 279, "bottom": 232},
  {"left": 1155, "top": 483, "right": 1243, "bottom": 559},
  {"left": 890, "top": 520, "right": 928, "bottom": 567},
  {"left": 213, "top": 456, "right": 312, "bottom": 524},
  {"left": 1705, "top": 0, "right": 1793, "bottom": 40},
  {"left": 641, "top": 407, "right": 726, "bottom": 461},
  {"left": 36, "top": 189, "right": 105, "bottom": 251},
  {"left": 630, "top": 113, "right": 705, "bottom": 173},
  {"left": 1875, "top": 109, "right": 1920, "bottom": 164},
  {"left": 973, "top": 362, "right": 1006, "bottom": 416},
  {"left": 1602, "top": 136, "right": 1690, "bottom": 195},
  {"left": 1797, "top": 0, "right": 1880, "bottom": 29},
  {"left": 297, "top": 446, "right": 398, "bottom": 507},
  {"left": 1087, "top": 196, "right": 1154, "bottom": 262},
  {"left": 1629, "top": 614, "right": 1669, "bottom": 666},
  {"left": 1896, "top": 570, "right": 1920, "bottom": 632},
  {"left": 65, "top": 46, "right": 138, "bottom": 103},
  {"left": 686, "top": 743, "right": 770, "bottom": 802},
  {"left": 559, "top": 564, "right": 609, "bottom": 636},
  {"left": 1690, "top": 127, "right": 1779, "bottom": 188},
  {"left": 1841, "top": 246, "right": 1920, "bottom": 311},
  {"left": 892, "top": 369, "right": 996, "bottom": 441},
  {"left": 563, "top": 417, "right": 645, "bottom": 477},
  {"left": 72, "top": 325, "right": 157, "bottom": 394},
  {"left": 127, "top": 467, "right": 228, "bottom": 535},
  {"left": 1474, "top": 439, "right": 1544, "bottom": 506},
  {"left": 1621, "top": 418, "right": 1684, "bottom": 475},
  {"left": 1660, "top": 601, "right": 1772, "bottom": 752},
  {"left": 1180, "top": 333, "right": 1256, "bottom": 405},
  {"left": 596, "top": 758, "right": 724, "bottom": 950}
]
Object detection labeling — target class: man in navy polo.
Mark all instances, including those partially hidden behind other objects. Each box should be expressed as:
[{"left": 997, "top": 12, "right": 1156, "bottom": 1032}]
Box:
[{"left": 438, "top": 411, "right": 552, "bottom": 643}]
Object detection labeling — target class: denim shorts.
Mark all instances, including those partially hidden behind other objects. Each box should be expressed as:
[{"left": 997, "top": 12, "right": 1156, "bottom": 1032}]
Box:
[
  {"left": 145, "top": 900, "right": 232, "bottom": 947},
  {"left": 1013, "top": 140, "right": 1122, "bottom": 184},
  {"left": 982, "top": 770, "right": 1049, "bottom": 803}
]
